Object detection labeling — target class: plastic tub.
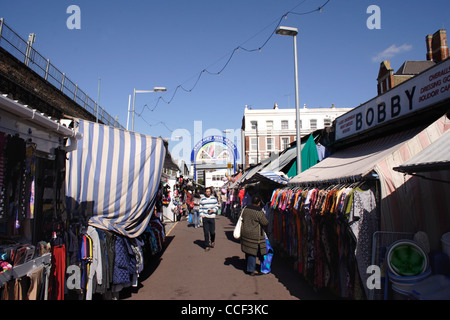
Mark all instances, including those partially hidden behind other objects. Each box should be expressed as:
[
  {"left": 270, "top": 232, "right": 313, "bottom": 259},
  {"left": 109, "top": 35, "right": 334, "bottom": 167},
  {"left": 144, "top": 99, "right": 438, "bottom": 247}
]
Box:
[
  {"left": 387, "top": 240, "right": 429, "bottom": 276},
  {"left": 410, "top": 274, "right": 450, "bottom": 300},
  {"left": 388, "top": 267, "right": 432, "bottom": 297}
]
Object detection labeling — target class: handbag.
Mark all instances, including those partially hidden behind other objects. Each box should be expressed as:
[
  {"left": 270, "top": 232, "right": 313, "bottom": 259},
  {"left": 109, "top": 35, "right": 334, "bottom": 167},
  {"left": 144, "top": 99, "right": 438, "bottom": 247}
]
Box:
[
  {"left": 233, "top": 214, "right": 243, "bottom": 239},
  {"left": 233, "top": 207, "right": 246, "bottom": 239}
]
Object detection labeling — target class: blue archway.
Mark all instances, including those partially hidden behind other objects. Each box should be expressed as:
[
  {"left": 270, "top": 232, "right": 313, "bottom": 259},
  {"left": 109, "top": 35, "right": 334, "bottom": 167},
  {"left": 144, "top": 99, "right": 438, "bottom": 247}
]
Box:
[{"left": 190, "top": 135, "right": 239, "bottom": 181}]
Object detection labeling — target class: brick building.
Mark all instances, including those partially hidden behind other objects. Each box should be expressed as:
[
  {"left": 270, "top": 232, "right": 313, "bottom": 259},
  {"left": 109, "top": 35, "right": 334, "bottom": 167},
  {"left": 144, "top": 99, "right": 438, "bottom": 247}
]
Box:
[{"left": 377, "top": 29, "right": 449, "bottom": 95}]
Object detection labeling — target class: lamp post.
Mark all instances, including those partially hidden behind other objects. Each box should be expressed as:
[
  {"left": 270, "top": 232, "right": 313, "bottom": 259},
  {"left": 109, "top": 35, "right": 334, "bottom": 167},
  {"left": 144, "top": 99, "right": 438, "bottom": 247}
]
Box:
[
  {"left": 276, "top": 26, "right": 301, "bottom": 175},
  {"left": 129, "top": 87, "right": 167, "bottom": 131}
]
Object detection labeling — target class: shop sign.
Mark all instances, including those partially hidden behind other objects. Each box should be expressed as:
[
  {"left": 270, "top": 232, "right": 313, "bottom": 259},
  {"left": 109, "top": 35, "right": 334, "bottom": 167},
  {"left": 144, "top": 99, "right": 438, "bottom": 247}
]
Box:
[{"left": 336, "top": 59, "right": 450, "bottom": 140}]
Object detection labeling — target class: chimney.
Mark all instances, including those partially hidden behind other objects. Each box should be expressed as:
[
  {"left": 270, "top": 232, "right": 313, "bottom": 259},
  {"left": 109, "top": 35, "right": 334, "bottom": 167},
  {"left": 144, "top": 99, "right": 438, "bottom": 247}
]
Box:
[{"left": 426, "top": 29, "right": 449, "bottom": 62}]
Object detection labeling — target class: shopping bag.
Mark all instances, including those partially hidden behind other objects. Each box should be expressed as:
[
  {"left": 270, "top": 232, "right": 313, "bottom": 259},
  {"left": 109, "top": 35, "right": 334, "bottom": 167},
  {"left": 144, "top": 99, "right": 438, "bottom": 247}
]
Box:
[
  {"left": 261, "top": 238, "right": 274, "bottom": 274},
  {"left": 188, "top": 213, "right": 193, "bottom": 224},
  {"left": 233, "top": 213, "right": 243, "bottom": 239}
]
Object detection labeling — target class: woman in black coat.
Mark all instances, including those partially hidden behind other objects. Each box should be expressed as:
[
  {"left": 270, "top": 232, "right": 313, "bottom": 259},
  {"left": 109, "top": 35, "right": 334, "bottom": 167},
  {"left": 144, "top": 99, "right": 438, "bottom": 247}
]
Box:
[{"left": 240, "top": 195, "right": 269, "bottom": 275}]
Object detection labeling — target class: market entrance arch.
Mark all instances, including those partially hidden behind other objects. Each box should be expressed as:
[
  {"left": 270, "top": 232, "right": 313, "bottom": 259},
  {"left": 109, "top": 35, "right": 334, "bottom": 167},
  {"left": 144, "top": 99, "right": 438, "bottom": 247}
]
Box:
[{"left": 190, "top": 135, "right": 239, "bottom": 181}]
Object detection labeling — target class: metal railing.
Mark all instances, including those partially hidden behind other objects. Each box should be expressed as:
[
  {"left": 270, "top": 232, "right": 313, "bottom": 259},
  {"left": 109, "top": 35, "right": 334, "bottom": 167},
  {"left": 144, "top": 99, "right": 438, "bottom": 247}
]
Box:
[{"left": 0, "top": 18, "right": 123, "bottom": 129}]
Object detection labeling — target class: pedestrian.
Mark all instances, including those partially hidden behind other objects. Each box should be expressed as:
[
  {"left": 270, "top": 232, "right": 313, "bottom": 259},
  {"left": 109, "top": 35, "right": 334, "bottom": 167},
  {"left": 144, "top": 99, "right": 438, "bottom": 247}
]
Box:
[
  {"left": 220, "top": 188, "right": 228, "bottom": 217},
  {"left": 199, "top": 187, "right": 219, "bottom": 252},
  {"left": 186, "top": 190, "right": 194, "bottom": 224},
  {"left": 242, "top": 185, "right": 255, "bottom": 207},
  {"left": 240, "top": 194, "right": 269, "bottom": 276},
  {"left": 192, "top": 190, "right": 201, "bottom": 228}
]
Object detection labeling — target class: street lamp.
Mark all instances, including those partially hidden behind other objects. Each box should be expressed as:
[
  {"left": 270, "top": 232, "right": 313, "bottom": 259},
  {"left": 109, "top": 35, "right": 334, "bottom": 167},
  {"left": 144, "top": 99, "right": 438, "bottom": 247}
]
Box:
[
  {"left": 276, "top": 26, "right": 301, "bottom": 175},
  {"left": 128, "top": 87, "right": 167, "bottom": 131}
]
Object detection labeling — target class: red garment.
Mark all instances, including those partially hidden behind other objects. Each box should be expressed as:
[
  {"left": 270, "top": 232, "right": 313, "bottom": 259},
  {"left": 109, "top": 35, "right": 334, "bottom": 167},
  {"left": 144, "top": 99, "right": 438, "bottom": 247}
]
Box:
[
  {"left": 238, "top": 189, "right": 245, "bottom": 206},
  {"left": 186, "top": 192, "right": 194, "bottom": 209},
  {"left": 49, "top": 245, "right": 65, "bottom": 300}
]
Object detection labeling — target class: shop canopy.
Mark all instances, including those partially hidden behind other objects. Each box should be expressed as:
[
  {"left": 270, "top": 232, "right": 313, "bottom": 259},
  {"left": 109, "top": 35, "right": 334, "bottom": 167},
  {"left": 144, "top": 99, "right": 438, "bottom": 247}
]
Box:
[
  {"left": 289, "top": 114, "right": 450, "bottom": 247},
  {"left": 289, "top": 126, "right": 427, "bottom": 185},
  {"left": 66, "top": 119, "right": 167, "bottom": 238},
  {"left": 261, "top": 145, "right": 298, "bottom": 173},
  {"left": 247, "top": 171, "right": 289, "bottom": 185},
  {"left": 393, "top": 129, "right": 450, "bottom": 173},
  {"left": 286, "top": 135, "right": 319, "bottom": 177},
  {"left": 231, "top": 141, "right": 307, "bottom": 188}
]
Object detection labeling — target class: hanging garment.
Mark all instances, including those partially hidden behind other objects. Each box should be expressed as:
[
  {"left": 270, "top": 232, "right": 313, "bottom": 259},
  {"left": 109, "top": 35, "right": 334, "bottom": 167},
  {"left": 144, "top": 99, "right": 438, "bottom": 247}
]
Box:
[
  {"left": 113, "top": 236, "right": 137, "bottom": 285},
  {"left": 86, "top": 226, "right": 102, "bottom": 300},
  {"left": 49, "top": 245, "right": 66, "bottom": 300},
  {"left": 349, "top": 187, "right": 378, "bottom": 299},
  {"left": 27, "top": 266, "right": 44, "bottom": 300},
  {"left": 0, "top": 132, "right": 6, "bottom": 221}
]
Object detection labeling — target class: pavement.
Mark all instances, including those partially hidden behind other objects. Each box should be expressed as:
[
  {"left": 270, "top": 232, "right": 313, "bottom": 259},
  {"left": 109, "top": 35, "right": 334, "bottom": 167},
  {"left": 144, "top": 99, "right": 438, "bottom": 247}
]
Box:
[{"left": 120, "top": 214, "right": 336, "bottom": 301}]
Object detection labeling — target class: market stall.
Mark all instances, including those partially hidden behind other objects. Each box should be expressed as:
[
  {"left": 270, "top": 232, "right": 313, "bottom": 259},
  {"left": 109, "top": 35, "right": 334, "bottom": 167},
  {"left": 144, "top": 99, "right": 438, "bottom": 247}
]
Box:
[
  {"left": 0, "top": 93, "right": 82, "bottom": 300},
  {"left": 63, "top": 119, "right": 170, "bottom": 299}
]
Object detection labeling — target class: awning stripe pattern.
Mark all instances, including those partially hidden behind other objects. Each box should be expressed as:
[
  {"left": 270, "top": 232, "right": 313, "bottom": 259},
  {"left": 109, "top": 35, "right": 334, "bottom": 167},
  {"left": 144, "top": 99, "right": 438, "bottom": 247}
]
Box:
[
  {"left": 66, "top": 119, "right": 166, "bottom": 238},
  {"left": 257, "top": 171, "right": 289, "bottom": 185}
]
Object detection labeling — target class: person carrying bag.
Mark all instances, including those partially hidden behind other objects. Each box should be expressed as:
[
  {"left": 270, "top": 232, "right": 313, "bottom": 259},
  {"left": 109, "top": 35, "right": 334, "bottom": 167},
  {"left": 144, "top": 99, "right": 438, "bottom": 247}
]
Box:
[{"left": 238, "top": 195, "right": 269, "bottom": 276}]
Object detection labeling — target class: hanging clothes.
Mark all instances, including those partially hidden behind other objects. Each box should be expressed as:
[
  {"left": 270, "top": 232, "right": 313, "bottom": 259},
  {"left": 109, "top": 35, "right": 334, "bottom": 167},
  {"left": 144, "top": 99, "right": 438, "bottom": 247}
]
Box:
[{"left": 269, "top": 182, "right": 378, "bottom": 299}]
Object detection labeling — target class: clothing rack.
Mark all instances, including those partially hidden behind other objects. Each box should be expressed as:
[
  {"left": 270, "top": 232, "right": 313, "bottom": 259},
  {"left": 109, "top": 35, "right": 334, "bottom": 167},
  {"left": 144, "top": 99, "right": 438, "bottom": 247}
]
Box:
[{"left": 0, "top": 253, "right": 51, "bottom": 287}]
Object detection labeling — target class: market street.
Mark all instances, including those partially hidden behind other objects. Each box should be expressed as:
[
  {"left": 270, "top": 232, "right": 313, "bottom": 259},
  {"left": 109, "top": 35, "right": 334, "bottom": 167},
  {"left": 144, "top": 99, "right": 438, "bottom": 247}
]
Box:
[{"left": 121, "top": 214, "right": 334, "bottom": 300}]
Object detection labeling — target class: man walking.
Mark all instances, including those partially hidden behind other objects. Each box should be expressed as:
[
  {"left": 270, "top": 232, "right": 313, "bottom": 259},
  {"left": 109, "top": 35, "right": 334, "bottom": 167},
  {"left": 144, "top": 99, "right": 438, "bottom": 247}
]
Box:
[{"left": 199, "top": 187, "right": 219, "bottom": 252}]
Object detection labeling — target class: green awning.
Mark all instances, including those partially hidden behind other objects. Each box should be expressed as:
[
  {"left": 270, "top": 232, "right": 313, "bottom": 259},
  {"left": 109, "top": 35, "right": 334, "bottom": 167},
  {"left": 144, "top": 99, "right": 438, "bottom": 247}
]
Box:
[{"left": 286, "top": 134, "right": 319, "bottom": 177}]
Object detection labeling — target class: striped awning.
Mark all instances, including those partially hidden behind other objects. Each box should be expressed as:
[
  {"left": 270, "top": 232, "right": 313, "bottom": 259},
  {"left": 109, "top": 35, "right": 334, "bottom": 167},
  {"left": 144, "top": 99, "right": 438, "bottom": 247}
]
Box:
[
  {"left": 256, "top": 171, "right": 289, "bottom": 185},
  {"left": 393, "top": 129, "right": 450, "bottom": 173},
  {"left": 65, "top": 119, "right": 166, "bottom": 238}
]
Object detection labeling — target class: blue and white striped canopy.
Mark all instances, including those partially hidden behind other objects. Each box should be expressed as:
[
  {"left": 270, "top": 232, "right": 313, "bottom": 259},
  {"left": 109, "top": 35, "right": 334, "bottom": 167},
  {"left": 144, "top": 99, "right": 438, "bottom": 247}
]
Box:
[
  {"left": 256, "top": 171, "right": 289, "bottom": 185},
  {"left": 65, "top": 119, "right": 166, "bottom": 238}
]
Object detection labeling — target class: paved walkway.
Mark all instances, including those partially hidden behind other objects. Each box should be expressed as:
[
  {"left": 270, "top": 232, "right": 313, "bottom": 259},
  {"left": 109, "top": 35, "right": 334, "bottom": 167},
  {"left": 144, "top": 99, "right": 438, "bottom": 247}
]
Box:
[{"left": 121, "top": 214, "right": 335, "bottom": 300}]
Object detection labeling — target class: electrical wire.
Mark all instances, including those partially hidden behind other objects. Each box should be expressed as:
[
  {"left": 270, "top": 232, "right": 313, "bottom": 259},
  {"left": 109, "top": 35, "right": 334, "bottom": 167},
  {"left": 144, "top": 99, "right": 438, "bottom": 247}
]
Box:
[{"left": 137, "top": 0, "right": 332, "bottom": 130}]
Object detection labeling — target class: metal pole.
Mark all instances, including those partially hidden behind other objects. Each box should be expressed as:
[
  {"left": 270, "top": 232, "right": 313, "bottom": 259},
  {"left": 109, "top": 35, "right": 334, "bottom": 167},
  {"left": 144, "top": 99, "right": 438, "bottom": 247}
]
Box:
[
  {"left": 61, "top": 73, "right": 65, "bottom": 91},
  {"left": 293, "top": 34, "right": 301, "bottom": 175},
  {"left": 256, "top": 122, "right": 259, "bottom": 163},
  {"left": 96, "top": 77, "right": 101, "bottom": 123},
  {"left": 126, "top": 94, "right": 131, "bottom": 131},
  {"left": 131, "top": 89, "right": 136, "bottom": 131},
  {"left": 45, "top": 59, "right": 49, "bottom": 80},
  {"left": 0, "top": 18, "right": 4, "bottom": 42}
]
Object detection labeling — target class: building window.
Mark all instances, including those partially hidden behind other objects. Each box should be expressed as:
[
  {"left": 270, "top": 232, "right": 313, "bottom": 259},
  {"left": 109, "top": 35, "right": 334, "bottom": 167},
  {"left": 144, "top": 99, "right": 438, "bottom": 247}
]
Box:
[
  {"left": 281, "top": 120, "right": 288, "bottom": 130},
  {"left": 281, "top": 137, "right": 290, "bottom": 150},
  {"left": 249, "top": 157, "right": 257, "bottom": 165},
  {"left": 251, "top": 121, "right": 258, "bottom": 130},
  {"left": 266, "top": 120, "right": 273, "bottom": 130},
  {"left": 295, "top": 120, "right": 302, "bottom": 129},
  {"left": 250, "top": 137, "right": 258, "bottom": 151},
  {"left": 310, "top": 119, "right": 317, "bottom": 129},
  {"left": 324, "top": 118, "right": 332, "bottom": 127},
  {"left": 266, "top": 137, "right": 275, "bottom": 151}
]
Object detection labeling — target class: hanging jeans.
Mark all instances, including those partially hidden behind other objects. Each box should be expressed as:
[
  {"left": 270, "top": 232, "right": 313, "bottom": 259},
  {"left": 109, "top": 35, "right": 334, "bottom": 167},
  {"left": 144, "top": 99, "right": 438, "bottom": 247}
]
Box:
[{"left": 202, "top": 217, "right": 215, "bottom": 248}]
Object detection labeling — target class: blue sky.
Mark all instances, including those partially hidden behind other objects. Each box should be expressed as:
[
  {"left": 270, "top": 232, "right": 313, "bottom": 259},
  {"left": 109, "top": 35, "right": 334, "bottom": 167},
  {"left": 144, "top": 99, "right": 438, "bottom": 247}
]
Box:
[{"left": 1, "top": 0, "right": 449, "bottom": 164}]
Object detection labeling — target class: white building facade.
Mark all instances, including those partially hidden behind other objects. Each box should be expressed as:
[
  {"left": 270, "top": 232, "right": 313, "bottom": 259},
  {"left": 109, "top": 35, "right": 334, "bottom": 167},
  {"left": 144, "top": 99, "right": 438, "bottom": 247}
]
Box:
[{"left": 241, "top": 103, "right": 353, "bottom": 168}]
